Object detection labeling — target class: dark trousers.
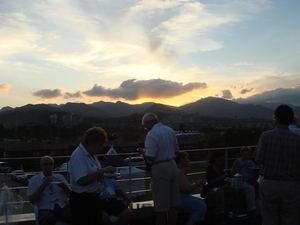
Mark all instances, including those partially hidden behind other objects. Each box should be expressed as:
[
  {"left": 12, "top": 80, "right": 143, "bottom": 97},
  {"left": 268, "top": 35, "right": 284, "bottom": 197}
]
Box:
[
  {"left": 39, "top": 204, "right": 72, "bottom": 225},
  {"left": 69, "top": 191, "right": 103, "bottom": 225}
]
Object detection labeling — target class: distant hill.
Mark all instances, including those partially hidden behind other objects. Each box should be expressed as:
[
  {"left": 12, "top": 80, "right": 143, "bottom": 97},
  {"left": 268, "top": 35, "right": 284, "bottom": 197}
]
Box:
[
  {"left": 58, "top": 102, "right": 109, "bottom": 117},
  {"left": 1, "top": 97, "right": 298, "bottom": 126},
  {"left": 179, "top": 97, "right": 240, "bottom": 115},
  {"left": 142, "top": 103, "right": 186, "bottom": 115},
  {"left": 0, "top": 106, "right": 14, "bottom": 113},
  {"left": 16, "top": 104, "right": 58, "bottom": 112},
  {"left": 91, "top": 101, "right": 155, "bottom": 116}
]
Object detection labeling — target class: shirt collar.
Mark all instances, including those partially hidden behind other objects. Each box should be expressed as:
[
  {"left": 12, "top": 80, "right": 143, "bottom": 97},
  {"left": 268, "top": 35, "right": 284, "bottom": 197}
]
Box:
[
  {"left": 153, "top": 123, "right": 162, "bottom": 128},
  {"left": 276, "top": 125, "right": 289, "bottom": 130},
  {"left": 79, "top": 143, "right": 91, "bottom": 156},
  {"left": 40, "top": 172, "right": 56, "bottom": 179}
]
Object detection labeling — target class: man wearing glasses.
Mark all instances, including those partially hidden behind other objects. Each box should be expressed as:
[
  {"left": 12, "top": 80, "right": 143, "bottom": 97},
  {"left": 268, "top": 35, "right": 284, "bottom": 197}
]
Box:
[{"left": 27, "top": 155, "right": 72, "bottom": 225}]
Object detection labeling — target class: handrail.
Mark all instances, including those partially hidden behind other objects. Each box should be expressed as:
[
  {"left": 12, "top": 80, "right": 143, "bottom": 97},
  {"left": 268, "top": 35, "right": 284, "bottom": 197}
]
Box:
[
  {"left": 0, "top": 145, "right": 257, "bottom": 218},
  {"left": 0, "top": 145, "right": 257, "bottom": 161}
]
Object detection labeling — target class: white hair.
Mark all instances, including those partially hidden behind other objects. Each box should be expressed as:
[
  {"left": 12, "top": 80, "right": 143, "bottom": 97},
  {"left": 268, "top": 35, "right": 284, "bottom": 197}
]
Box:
[
  {"left": 142, "top": 113, "right": 159, "bottom": 125},
  {"left": 40, "top": 155, "right": 54, "bottom": 164}
]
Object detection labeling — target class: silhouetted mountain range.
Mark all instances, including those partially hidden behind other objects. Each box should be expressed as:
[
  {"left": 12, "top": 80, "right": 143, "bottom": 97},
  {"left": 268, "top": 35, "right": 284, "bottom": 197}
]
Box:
[{"left": 1, "top": 97, "right": 299, "bottom": 126}]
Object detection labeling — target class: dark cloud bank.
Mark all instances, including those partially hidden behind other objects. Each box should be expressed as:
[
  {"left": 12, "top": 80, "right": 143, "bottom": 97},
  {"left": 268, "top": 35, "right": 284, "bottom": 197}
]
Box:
[
  {"left": 31, "top": 80, "right": 300, "bottom": 107},
  {"left": 83, "top": 79, "right": 207, "bottom": 100},
  {"left": 235, "top": 86, "right": 300, "bottom": 106}
]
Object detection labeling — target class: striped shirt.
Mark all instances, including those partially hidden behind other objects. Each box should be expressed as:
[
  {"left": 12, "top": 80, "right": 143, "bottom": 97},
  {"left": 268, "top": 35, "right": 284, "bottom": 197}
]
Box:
[{"left": 253, "top": 125, "right": 300, "bottom": 180}]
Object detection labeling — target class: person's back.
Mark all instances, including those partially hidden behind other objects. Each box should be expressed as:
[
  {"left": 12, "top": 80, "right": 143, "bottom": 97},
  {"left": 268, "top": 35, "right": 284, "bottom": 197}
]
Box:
[
  {"left": 146, "top": 122, "right": 178, "bottom": 162},
  {"left": 257, "top": 127, "right": 300, "bottom": 180},
  {"left": 137, "top": 113, "right": 180, "bottom": 225},
  {"left": 100, "top": 176, "right": 133, "bottom": 225},
  {"left": 254, "top": 104, "right": 300, "bottom": 225},
  {"left": 174, "top": 151, "right": 207, "bottom": 225}
]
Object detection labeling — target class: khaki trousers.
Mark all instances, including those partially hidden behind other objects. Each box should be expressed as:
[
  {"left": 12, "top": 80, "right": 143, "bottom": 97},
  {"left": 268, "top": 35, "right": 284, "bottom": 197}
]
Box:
[{"left": 260, "top": 178, "right": 300, "bottom": 225}]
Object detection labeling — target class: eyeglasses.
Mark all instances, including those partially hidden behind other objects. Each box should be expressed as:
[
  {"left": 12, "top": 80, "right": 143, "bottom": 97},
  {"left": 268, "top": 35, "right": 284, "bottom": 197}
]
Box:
[{"left": 43, "top": 163, "right": 53, "bottom": 166}]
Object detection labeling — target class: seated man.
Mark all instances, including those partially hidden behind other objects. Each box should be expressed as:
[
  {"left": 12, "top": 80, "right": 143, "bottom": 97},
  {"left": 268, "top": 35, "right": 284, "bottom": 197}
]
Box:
[
  {"left": 27, "top": 155, "right": 72, "bottom": 225},
  {"left": 99, "top": 159, "right": 133, "bottom": 225}
]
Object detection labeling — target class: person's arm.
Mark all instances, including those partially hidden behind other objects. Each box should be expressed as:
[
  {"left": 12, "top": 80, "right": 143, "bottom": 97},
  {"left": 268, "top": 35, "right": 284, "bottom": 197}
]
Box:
[
  {"left": 77, "top": 166, "right": 116, "bottom": 186},
  {"left": 206, "top": 166, "right": 227, "bottom": 186},
  {"left": 230, "top": 159, "right": 248, "bottom": 177},
  {"left": 57, "top": 181, "right": 71, "bottom": 198},
  {"left": 116, "top": 189, "right": 131, "bottom": 206},
  {"left": 137, "top": 148, "right": 155, "bottom": 162},
  {"left": 178, "top": 172, "right": 205, "bottom": 193},
  {"left": 28, "top": 176, "right": 52, "bottom": 205},
  {"left": 208, "top": 174, "right": 227, "bottom": 186}
]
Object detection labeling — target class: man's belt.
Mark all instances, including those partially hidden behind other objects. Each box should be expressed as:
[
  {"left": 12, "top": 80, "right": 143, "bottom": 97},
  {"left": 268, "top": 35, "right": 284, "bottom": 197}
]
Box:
[
  {"left": 152, "top": 159, "right": 172, "bottom": 165},
  {"left": 264, "top": 176, "right": 296, "bottom": 181}
]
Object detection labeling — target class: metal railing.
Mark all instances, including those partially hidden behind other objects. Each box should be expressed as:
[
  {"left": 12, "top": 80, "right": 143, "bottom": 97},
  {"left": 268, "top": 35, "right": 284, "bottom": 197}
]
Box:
[{"left": 0, "top": 145, "right": 256, "bottom": 217}]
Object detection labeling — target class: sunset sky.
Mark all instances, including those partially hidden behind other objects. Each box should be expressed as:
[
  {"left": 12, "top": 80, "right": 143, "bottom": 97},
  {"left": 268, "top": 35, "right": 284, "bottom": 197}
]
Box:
[{"left": 1, "top": 0, "right": 300, "bottom": 109}]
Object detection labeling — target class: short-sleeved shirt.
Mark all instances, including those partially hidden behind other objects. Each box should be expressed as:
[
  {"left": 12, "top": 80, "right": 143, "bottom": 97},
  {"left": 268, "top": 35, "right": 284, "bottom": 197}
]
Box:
[
  {"left": 253, "top": 125, "right": 300, "bottom": 180},
  {"left": 69, "top": 143, "right": 101, "bottom": 193},
  {"left": 27, "top": 173, "right": 68, "bottom": 210},
  {"left": 236, "top": 158, "right": 255, "bottom": 181},
  {"left": 145, "top": 123, "right": 179, "bottom": 162},
  {"left": 100, "top": 177, "right": 122, "bottom": 199},
  {"left": 289, "top": 125, "right": 300, "bottom": 135}
]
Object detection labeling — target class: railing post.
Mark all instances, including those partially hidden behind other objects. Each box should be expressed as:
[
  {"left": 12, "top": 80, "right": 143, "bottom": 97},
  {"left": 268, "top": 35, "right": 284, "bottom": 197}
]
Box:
[
  {"left": 225, "top": 149, "right": 228, "bottom": 175},
  {"left": 129, "top": 155, "right": 132, "bottom": 198},
  {"left": 66, "top": 158, "right": 69, "bottom": 183}
]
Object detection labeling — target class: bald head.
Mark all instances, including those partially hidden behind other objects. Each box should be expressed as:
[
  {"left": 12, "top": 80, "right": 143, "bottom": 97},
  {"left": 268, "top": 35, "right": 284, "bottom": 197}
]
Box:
[{"left": 40, "top": 155, "right": 54, "bottom": 165}]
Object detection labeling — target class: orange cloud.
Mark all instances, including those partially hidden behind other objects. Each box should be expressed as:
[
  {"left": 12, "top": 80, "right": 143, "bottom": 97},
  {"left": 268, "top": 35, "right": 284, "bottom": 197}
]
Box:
[{"left": 0, "top": 84, "right": 11, "bottom": 92}]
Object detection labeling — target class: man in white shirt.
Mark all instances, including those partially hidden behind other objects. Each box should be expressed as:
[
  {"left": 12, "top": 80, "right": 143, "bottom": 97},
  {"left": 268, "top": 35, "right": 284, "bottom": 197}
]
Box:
[
  {"left": 137, "top": 113, "right": 180, "bottom": 225},
  {"left": 27, "top": 156, "right": 72, "bottom": 225},
  {"left": 289, "top": 115, "right": 300, "bottom": 134}
]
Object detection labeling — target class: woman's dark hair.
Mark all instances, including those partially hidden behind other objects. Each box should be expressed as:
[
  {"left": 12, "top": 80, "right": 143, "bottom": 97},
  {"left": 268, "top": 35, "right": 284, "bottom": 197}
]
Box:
[
  {"left": 207, "top": 150, "right": 223, "bottom": 164},
  {"left": 82, "top": 127, "right": 107, "bottom": 147},
  {"left": 274, "top": 104, "right": 294, "bottom": 126},
  {"left": 174, "top": 151, "right": 188, "bottom": 164}
]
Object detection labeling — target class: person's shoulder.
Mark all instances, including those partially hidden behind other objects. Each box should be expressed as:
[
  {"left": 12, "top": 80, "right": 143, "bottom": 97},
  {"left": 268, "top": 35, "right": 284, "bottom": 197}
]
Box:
[
  {"left": 28, "top": 173, "right": 41, "bottom": 184},
  {"left": 71, "top": 145, "right": 86, "bottom": 158},
  {"left": 177, "top": 168, "right": 184, "bottom": 173},
  {"left": 290, "top": 130, "right": 300, "bottom": 140},
  {"left": 32, "top": 173, "right": 42, "bottom": 179},
  {"left": 55, "top": 173, "right": 65, "bottom": 179},
  {"left": 259, "top": 129, "right": 274, "bottom": 137},
  {"left": 163, "top": 124, "right": 174, "bottom": 131}
]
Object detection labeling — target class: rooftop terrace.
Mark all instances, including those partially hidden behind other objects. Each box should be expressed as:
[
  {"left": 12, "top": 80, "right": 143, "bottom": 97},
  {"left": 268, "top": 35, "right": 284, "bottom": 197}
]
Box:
[{"left": 0, "top": 146, "right": 262, "bottom": 225}]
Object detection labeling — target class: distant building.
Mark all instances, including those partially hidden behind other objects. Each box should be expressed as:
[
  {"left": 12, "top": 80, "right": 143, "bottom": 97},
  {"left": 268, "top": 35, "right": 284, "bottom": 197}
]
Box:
[{"left": 62, "top": 113, "right": 83, "bottom": 126}]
